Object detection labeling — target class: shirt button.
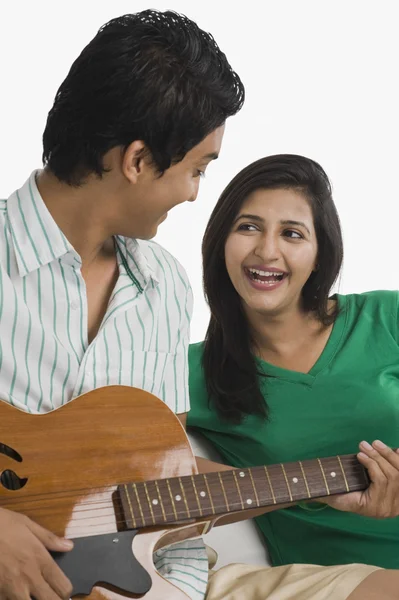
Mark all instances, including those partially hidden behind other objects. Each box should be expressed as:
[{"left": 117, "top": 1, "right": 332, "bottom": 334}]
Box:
[{"left": 70, "top": 301, "right": 78, "bottom": 310}]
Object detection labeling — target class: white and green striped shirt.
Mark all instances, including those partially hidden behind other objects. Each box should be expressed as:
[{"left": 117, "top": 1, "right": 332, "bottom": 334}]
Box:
[{"left": 0, "top": 171, "right": 208, "bottom": 600}]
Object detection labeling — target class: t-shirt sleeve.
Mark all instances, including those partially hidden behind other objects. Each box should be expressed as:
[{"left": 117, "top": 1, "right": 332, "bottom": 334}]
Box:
[
  {"left": 380, "top": 290, "right": 399, "bottom": 345},
  {"left": 395, "top": 292, "right": 399, "bottom": 344},
  {"left": 359, "top": 289, "right": 399, "bottom": 345}
]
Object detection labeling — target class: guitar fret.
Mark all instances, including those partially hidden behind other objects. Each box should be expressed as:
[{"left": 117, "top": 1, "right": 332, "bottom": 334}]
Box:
[
  {"left": 196, "top": 474, "right": 213, "bottom": 515},
  {"left": 145, "top": 480, "right": 164, "bottom": 523},
  {"left": 118, "top": 452, "right": 372, "bottom": 531},
  {"left": 264, "top": 466, "right": 277, "bottom": 504},
  {"left": 232, "top": 471, "right": 245, "bottom": 510},
  {"left": 298, "top": 461, "right": 311, "bottom": 498},
  {"left": 317, "top": 459, "right": 330, "bottom": 495},
  {"left": 218, "top": 472, "right": 230, "bottom": 511},
  {"left": 154, "top": 480, "right": 167, "bottom": 521},
  {"left": 361, "top": 465, "right": 369, "bottom": 486},
  {"left": 178, "top": 477, "right": 190, "bottom": 517},
  {"left": 123, "top": 483, "right": 137, "bottom": 527},
  {"left": 248, "top": 468, "right": 260, "bottom": 506},
  {"left": 203, "top": 474, "right": 215, "bottom": 513},
  {"left": 337, "top": 456, "right": 349, "bottom": 492},
  {"left": 191, "top": 475, "right": 203, "bottom": 516},
  {"left": 143, "top": 482, "right": 155, "bottom": 524},
  {"left": 280, "top": 464, "right": 293, "bottom": 502},
  {"left": 132, "top": 483, "right": 146, "bottom": 525},
  {"left": 166, "top": 479, "right": 178, "bottom": 520}
]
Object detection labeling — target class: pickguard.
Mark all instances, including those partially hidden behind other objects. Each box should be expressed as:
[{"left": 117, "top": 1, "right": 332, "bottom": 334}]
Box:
[{"left": 52, "top": 531, "right": 152, "bottom": 596}]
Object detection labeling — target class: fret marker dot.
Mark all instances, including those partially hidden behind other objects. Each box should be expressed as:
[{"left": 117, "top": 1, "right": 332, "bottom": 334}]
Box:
[
  {"left": 330, "top": 472, "right": 336, "bottom": 478},
  {"left": 200, "top": 491, "right": 206, "bottom": 497},
  {"left": 239, "top": 472, "right": 245, "bottom": 478},
  {"left": 246, "top": 499, "right": 253, "bottom": 505},
  {"left": 152, "top": 499, "right": 159, "bottom": 505},
  {"left": 175, "top": 495, "right": 181, "bottom": 501},
  {"left": 292, "top": 477, "right": 298, "bottom": 484}
]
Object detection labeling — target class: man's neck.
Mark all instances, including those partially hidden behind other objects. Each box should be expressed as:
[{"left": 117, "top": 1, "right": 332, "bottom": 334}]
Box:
[{"left": 36, "top": 169, "right": 116, "bottom": 267}]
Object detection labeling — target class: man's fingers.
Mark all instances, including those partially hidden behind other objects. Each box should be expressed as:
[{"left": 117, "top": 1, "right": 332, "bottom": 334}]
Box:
[
  {"left": 41, "top": 556, "right": 73, "bottom": 600},
  {"left": 26, "top": 519, "right": 73, "bottom": 552},
  {"left": 32, "top": 579, "right": 66, "bottom": 600}
]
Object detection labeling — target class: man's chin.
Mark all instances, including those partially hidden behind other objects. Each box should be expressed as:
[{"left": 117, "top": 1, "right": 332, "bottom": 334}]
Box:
[
  {"left": 136, "top": 229, "right": 157, "bottom": 241},
  {"left": 130, "top": 216, "right": 166, "bottom": 240}
]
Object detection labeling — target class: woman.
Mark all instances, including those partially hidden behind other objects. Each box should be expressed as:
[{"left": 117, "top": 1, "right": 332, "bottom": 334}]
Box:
[{"left": 188, "top": 154, "right": 399, "bottom": 573}]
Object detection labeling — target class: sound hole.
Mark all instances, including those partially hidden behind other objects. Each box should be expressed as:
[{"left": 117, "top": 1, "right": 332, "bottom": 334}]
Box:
[
  {"left": 0, "top": 443, "right": 22, "bottom": 462},
  {"left": 0, "top": 470, "right": 28, "bottom": 490}
]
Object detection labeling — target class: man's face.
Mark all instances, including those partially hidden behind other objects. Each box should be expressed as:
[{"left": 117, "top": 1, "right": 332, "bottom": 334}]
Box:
[{"left": 116, "top": 125, "right": 225, "bottom": 239}]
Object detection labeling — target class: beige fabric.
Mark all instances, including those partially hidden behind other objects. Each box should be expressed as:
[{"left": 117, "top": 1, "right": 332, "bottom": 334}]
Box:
[
  {"left": 205, "top": 544, "right": 219, "bottom": 570},
  {"left": 206, "top": 562, "right": 381, "bottom": 600}
]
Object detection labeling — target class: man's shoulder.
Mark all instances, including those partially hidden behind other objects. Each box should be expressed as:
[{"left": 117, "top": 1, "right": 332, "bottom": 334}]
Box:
[
  {"left": 0, "top": 198, "right": 8, "bottom": 214},
  {"left": 0, "top": 199, "right": 9, "bottom": 249},
  {"left": 138, "top": 239, "right": 191, "bottom": 290}
]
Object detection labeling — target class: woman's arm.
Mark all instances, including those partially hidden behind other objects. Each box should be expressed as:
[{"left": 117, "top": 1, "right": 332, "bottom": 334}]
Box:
[{"left": 177, "top": 413, "right": 294, "bottom": 525}]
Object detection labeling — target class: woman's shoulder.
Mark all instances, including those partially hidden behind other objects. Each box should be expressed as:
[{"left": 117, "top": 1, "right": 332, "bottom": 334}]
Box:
[
  {"left": 337, "top": 290, "right": 399, "bottom": 336},
  {"left": 337, "top": 289, "right": 399, "bottom": 311}
]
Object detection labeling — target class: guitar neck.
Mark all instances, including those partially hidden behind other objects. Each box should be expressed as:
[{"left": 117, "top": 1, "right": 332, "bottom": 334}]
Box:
[{"left": 119, "top": 453, "right": 368, "bottom": 529}]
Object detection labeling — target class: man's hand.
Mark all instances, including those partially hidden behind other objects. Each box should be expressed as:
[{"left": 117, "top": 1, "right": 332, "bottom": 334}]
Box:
[
  {"left": 0, "top": 507, "right": 73, "bottom": 600},
  {"left": 321, "top": 440, "right": 399, "bottom": 518}
]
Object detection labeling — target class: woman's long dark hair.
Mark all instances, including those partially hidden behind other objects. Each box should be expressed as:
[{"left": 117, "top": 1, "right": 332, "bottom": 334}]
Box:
[{"left": 202, "top": 154, "right": 344, "bottom": 424}]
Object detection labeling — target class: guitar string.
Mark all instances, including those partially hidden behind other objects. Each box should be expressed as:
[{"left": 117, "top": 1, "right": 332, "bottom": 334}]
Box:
[
  {"left": 0, "top": 468, "right": 368, "bottom": 529},
  {"left": 0, "top": 478, "right": 369, "bottom": 533},
  {"left": 0, "top": 458, "right": 366, "bottom": 506}
]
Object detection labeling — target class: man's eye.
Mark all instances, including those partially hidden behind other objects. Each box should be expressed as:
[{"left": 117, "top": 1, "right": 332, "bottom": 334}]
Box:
[{"left": 195, "top": 170, "right": 205, "bottom": 178}]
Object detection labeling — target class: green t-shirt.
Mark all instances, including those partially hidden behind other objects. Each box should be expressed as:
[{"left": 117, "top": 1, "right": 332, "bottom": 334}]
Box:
[{"left": 188, "top": 291, "right": 399, "bottom": 568}]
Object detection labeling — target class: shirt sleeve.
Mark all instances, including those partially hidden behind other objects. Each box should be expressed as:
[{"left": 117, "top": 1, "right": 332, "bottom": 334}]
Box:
[
  {"left": 160, "top": 277, "right": 193, "bottom": 415},
  {"left": 396, "top": 291, "right": 399, "bottom": 344}
]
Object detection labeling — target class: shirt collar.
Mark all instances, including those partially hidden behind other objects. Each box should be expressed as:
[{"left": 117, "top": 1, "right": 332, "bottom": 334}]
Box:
[
  {"left": 6, "top": 170, "right": 74, "bottom": 276},
  {"left": 7, "top": 170, "right": 159, "bottom": 288},
  {"left": 115, "top": 236, "right": 159, "bottom": 289}
]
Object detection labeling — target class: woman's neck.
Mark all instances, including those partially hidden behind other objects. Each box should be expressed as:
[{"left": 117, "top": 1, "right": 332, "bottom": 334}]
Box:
[{"left": 246, "top": 303, "right": 332, "bottom": 372}]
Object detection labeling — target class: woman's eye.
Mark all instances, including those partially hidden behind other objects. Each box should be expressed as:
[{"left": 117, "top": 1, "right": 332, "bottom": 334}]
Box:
[
  {"left": 284, "top": 229, "right": 303, "bottom": 239},
  {"left": 195, "top": 170, "right": 206, "bottom": 178},
  {"left": 237, "top": 223, "right": 258, "bottom": 232}
]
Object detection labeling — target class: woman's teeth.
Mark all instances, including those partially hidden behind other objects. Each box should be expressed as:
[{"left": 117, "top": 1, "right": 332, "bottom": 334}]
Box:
[{"left": 247, "top": 268, "right": 285, "bottom": 283}]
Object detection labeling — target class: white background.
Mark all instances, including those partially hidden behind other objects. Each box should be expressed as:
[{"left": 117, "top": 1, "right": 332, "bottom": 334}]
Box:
[{"left": 1, "top": 1, "right": 398, "bottom": 342}]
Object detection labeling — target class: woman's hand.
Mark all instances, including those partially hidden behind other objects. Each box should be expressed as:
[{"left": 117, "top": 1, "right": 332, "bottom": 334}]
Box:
[{"left": 321, "top": 440, "right": 399, "bottom": 518}]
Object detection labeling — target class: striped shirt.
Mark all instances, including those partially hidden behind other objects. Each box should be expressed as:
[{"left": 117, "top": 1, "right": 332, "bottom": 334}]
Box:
[{"left": 0, "top": 171, "right": 208, "bottom": 600}]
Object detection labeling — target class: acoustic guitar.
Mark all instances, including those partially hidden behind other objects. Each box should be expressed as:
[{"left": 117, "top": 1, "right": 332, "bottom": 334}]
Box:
[{"left": 0, "top": 386, "right": 369, "bottom": 599}]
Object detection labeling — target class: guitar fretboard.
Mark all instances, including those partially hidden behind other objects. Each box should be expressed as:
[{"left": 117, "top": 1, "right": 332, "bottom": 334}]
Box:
[{"left": 118, "top": 453, "right": 368, "bottom": 529}]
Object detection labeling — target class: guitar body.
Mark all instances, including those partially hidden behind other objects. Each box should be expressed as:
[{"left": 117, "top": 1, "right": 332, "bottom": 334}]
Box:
[{"left": 0, "top": 386, "right": 207, "bottom": 599}]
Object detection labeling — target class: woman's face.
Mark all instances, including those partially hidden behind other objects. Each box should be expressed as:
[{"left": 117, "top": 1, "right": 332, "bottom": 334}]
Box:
[{"left": 224, "top": 187, "right": 318, "bottom": 319}]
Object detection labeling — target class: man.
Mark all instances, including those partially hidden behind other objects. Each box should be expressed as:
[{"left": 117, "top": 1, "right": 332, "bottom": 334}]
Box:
[
  {"left": 0, "top": 9, "right": 395, "bottom": 600},
  {"left": 0, "top": 10, "right": 242, "bottom": 600}
]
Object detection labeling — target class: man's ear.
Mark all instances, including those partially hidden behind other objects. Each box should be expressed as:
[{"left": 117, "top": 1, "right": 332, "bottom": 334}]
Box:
[{"left": 122, "top": 140, "right": 150, "bottom": 184}]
